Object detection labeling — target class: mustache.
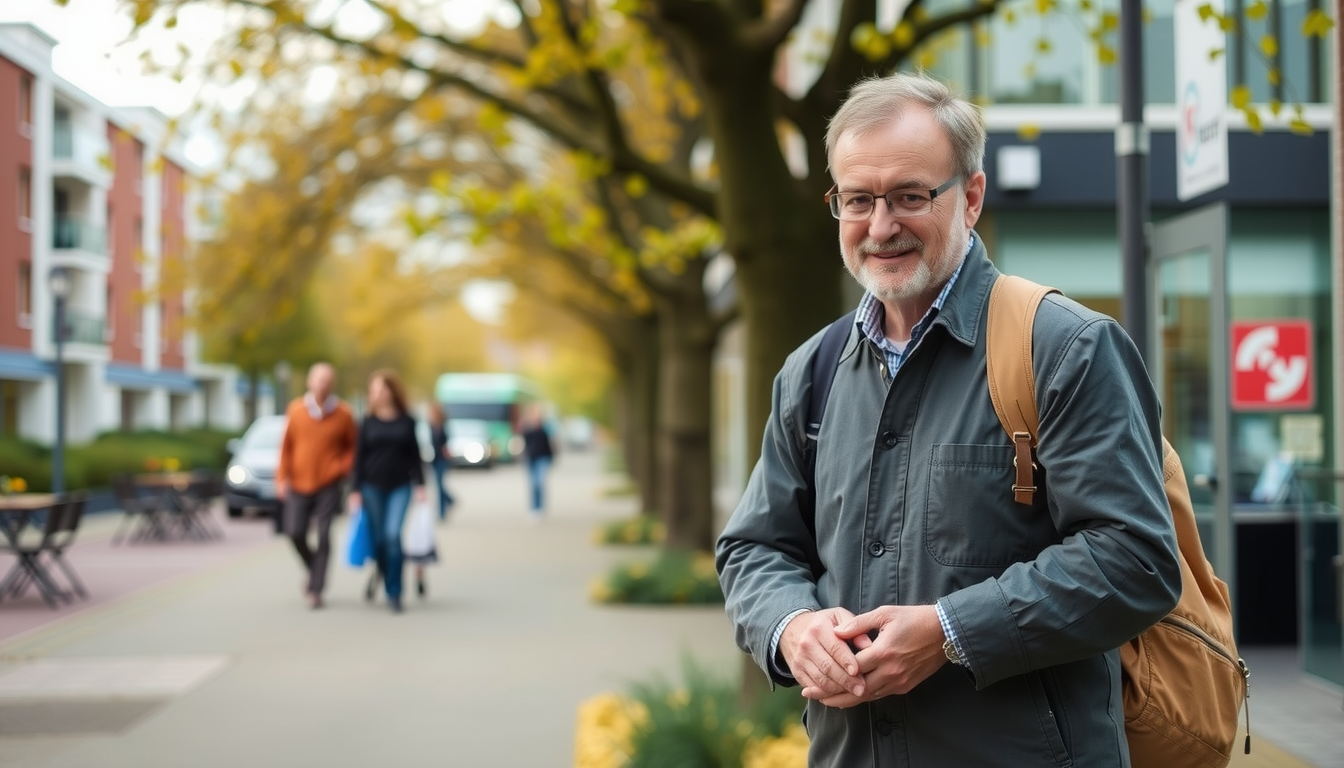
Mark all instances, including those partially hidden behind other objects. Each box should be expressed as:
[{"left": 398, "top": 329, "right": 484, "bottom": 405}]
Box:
[{"left": 857, "top": 236, "right": 924, "bottom": 256}]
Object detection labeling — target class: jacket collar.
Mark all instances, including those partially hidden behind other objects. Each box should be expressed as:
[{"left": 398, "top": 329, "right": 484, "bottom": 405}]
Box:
[{"left": 928, "top": 231, "right": 998, "bottom": 349}]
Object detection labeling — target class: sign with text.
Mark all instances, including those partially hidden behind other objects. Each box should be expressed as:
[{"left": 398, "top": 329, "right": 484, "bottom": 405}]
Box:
[
  {"left": 1231, "top": 320, "right": 1314, "bottom": 410},
  {"left": 1174, "top": 0, "right": 1230, "bottom": 201}
]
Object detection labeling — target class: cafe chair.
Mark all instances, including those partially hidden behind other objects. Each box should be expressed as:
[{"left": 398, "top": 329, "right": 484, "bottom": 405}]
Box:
[
  {"left": 111, "top": 474, "right": 171, "bottom": 544},
  {"left": 0, "top": 495, "right": 87, "bottom": 608}
]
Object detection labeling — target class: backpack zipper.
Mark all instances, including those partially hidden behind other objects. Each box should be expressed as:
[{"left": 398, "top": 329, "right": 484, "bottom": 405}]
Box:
[{"left": 1159, "top": 614, "right": 1252, "bottom": 753}]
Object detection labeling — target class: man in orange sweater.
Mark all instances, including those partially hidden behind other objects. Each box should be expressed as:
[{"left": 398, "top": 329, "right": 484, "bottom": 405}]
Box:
[{"left": 276, "top": 362, "right": 357, "bottom": 610}]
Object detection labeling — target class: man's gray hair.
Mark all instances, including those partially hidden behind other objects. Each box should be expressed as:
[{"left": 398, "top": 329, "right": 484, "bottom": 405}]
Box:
[{"left": 825, "top": 72, "right": 985, "bottom": 180}]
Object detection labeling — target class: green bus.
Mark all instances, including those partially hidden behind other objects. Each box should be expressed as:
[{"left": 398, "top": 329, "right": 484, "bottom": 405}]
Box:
[{"left": 434, "top": 373, "right": 540, "bottom": 465}]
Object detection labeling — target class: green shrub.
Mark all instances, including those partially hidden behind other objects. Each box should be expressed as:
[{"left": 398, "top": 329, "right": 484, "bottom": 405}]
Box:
[
  {"left": 0, "top": 429, "right": 240, "bottom": 492},
  {"left": 593, "top": 515, "right": 665, "bottom": 546},
  {"left": 591, "top": 549, "right": 723, "bottom": 605},
  {"left": 622, "top": 655, "right": 804, "bottom": 768}
]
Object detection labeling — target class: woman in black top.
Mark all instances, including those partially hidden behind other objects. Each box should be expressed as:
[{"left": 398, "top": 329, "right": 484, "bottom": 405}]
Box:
[
  {"left": 349, "top": 369, "right": 424, "bottom": 613},
  {"left": 520, "top": 405, "right": 555, "bottom": 520}
]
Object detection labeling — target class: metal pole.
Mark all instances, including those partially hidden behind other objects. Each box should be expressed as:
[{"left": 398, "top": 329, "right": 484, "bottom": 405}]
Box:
[
  {"left": 53, "top": 294, "right": 66, "bottom": 495},
  {"left": 1118, "top": 0, "right": 1150, "bottom": 363}
]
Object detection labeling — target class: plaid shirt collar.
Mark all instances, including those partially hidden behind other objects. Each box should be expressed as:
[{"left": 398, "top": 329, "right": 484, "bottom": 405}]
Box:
[{"left": 855, "top": 233, "right": 975, "bottom": 382}]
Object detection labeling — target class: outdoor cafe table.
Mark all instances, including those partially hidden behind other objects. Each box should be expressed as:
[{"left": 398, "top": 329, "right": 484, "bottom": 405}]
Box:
[{"left": 131, "top": 472, "right": 220, "bottom": 541}]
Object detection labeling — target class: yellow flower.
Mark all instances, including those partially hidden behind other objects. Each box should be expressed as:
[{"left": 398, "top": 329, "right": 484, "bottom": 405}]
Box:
[{"left": 10, "top": 477, "right": 26, "bottom": 492}]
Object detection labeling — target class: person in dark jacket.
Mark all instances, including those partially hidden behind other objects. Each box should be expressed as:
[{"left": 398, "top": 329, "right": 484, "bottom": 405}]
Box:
[
  {"left": 426, "top": 402, "right": 454, "bottom": 520},
  {"left": 519, "top": 405, "right": 555, "bottom": 521},
  {"left": 349, "top": 369, "right": 424, "bottom": 613},
  {"left": 715, "top": 71, "right": 1180, "bottom": 767}
]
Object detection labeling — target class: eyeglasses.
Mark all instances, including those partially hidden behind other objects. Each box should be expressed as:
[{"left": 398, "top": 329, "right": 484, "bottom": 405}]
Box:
[{"left": 824, "top": 176, "right": 961, "bottom": 221}]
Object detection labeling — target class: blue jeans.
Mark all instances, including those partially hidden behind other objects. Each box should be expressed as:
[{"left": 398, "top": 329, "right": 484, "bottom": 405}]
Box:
[
  {"left": 360, "top": 483, "right": 411, "bottom": 600},
  {"left": 527, "top": 456, "right": 551, "bottom": 512},
  {"left": 431, "top": 456, "right": 453, "bottom": 519}
]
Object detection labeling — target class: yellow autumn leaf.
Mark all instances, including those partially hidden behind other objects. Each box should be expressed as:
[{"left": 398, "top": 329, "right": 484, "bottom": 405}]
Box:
[
  {"left": 1017, "top": 123, "right": 1042, "bottom": 141},
  {"left": 892, "top": 21, "right": 916, "bottom": 49},
  {"left": 1208, "top": 48, "right": 1225, "bottom": 61},
  {"left": 1267, "top": 67, "right": 1281, "bottom": 86},
  {"left": 1196, "top": 3, "right": 1216, "bottom": 21},
  {"left": 1259, "top": 35, "right": 1278, "bottom": 57},
  {"left": 1100, "top": 11, "right": 1120, "bottom": 30},
  {"left": 1080, "top": 0, "right": 1093, "bottom": 9},
  {"left": 624, "top": 174, "right": 648, "bottom": 199},
  {"left": 1097, "top": 45, "right": 1117, "bottom": 65},
  {"left": 1036, "top": 38, "right": 1052, "bottom": 53},
  {"left": 1244, "top": 108, "right": 1263, "bottom": 134},
  {"left": 1269, "top": 99, "right": 1282, "bottom": 116},
  {"left": 1301, "top": 9, "right": 1335, "bottom": 37},
  {"left": 1287, "top": 119, "right": 1313, "bottom": 136},
  {"left": 1035, "top": 0, "right": 1056, "bottom": 15},
  {"left": 1218, "top": 15, "right": 1237, "bottom": 32},
  {"left": 1230, "top": 84, "right": 1251, "bottom": 109},
  {"left": 1246, "top": 1, "right": 1268, "bottom": 19}
]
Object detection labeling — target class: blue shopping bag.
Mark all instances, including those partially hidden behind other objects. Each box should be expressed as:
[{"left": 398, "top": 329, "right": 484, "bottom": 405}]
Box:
[{"left": 344, "top": 507, "right": 372, "bottom": 567}]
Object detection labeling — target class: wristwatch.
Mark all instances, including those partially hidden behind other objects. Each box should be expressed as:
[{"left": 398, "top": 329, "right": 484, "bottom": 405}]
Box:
[{"left": 943, "top": 637, "right": 965, "bottom": 666}]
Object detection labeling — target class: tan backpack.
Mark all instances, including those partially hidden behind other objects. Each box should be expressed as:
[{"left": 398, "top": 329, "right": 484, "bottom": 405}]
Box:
[{"left": 986, "top": 274, "right": 1251, "bottom": 768}]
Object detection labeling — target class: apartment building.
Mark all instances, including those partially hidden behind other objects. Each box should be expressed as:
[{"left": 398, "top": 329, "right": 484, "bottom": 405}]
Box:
[{"left": 0, "top": 22, "right": 246, "bottom": 445}]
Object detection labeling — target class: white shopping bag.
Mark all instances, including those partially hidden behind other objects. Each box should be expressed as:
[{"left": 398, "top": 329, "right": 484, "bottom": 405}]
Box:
[{"left": 402, "top": 498, "right": 437, "bottom": 561}]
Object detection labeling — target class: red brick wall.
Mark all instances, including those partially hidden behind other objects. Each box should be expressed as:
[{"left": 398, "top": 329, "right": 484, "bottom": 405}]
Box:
[
  {"left": 0, "top": 56, "right": 33, "bottom": 349},
  {"left": 107, "top": 126, "right": 143, "bottom": 363},
  {"left": 159, "top": 159, "right": 185, "bottom": 369}
]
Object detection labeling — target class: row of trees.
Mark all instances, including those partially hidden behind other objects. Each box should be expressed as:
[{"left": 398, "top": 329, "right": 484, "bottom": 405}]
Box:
[{"left": 121, "top": 0, "right": 1330, "bottom": 555}]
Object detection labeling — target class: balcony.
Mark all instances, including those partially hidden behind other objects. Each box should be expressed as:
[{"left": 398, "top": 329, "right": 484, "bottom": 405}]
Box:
[
  {"left": 52, "top": 308, "right": 108, "bottom": 347},
  {"left": 52, "top": 118, "right": 112, "bottom": 186},
  {"left": 53, "top": 215, "right": 108, "bottom": 258}
]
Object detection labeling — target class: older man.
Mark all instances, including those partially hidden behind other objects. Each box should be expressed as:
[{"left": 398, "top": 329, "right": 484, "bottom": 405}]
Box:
[
  {"left": 716, "top": 72, "right": 1181, "bottom": 766},
  {"left": 276, "top": 362, "right": 357, "bottom": 610}
]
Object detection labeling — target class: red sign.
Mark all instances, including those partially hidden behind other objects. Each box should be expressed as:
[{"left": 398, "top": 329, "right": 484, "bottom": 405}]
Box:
[{"left": 1231, "top": 320, "right": 1314, "bottom": 410}]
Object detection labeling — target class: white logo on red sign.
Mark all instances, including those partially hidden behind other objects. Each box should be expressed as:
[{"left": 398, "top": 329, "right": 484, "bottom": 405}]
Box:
[{"left": 1231, "top": 320, "right": 1313, "bottom": 410}]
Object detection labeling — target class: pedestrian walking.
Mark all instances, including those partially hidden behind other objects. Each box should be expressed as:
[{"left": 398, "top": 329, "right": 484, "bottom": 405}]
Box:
[
  {"left": 426, "top": 402, "right": 455, "bottom": 519},
  {"left": 715, "top": 71, "right": 1181, "bottom": 767},
  {"left": 276, "top": 362, "right": 358, "bottom": 611},
  {"left": 520, "top": 405, "right": 555, "bottom": 521},
  {"left": 349, "top": 369, "right": 425, "bottom": 613}
]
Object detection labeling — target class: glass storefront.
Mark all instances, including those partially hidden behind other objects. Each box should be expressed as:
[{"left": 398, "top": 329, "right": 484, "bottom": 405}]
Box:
[
  {"left": 993, "top": 207, "right": 1339, "bottom": 684},
  {"left": 919, "top": 0, "right": 1334, "bottom": 105}
]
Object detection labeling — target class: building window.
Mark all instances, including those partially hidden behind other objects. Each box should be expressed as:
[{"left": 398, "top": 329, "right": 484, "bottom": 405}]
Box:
[
  {"left": 18, "top": 167, "right": 32, "bottom": 230},
  {"left": 17, "top": 261, "right": 32, "bottom": 327},
  {"left": 18, "top": 74, "right": 33, "bottom": 136},
  {"left": 106, "top": 284, "right": 115, "bottom": 341}
]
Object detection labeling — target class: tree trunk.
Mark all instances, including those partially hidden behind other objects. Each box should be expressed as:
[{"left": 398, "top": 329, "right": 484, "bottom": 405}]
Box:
[
  {"left": 694, "top": 51, "right": 847, "bottom": 466},
  {"left": 654, "top": 273, "right": 719, "bottom": 551},
  {"left": 613, "top": 317, "right": 661, "bottom": 516}
]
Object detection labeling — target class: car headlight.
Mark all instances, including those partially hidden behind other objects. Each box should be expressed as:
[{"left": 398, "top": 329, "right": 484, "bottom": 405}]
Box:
[
  {"left": 226, "top": 465, "right": 251, "bottom": 486},
  {"left": 461, "top": 442, "right": 486, "bottom": 464}
]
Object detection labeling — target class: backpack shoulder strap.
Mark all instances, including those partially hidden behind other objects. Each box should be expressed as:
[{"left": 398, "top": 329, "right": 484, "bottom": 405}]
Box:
[
  {"left": 986, "top": 275, "right": 1060, "bottom": 505},
  {"left": 800, "top": 310, "right": 855, "bottom": 575},
  {"left": 806, "top": 310, "right": 857, "bottom": 445}
]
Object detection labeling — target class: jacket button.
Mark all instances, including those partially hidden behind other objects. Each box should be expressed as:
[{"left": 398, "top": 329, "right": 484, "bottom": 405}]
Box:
[
  {"left": 881, "top": 431, "right": 897, "bottom": 448},
  {"left": 868, "top": 541, "right": 885, "bottom": 557}
]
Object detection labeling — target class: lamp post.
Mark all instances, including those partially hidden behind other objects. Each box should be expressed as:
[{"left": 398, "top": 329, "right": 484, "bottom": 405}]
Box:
[{"left": 49, "top": 266, "right": 72, "bottom": 495}]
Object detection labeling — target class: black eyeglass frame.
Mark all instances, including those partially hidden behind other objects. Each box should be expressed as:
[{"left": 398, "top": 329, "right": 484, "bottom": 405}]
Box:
[{"left": 824, "top": 176, "right": 961, "bottom": 220}]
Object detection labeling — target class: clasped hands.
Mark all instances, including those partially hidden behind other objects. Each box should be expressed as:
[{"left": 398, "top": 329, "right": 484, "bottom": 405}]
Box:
[{"left": 779, "top": 604, "right": 947, "bottom": 708}]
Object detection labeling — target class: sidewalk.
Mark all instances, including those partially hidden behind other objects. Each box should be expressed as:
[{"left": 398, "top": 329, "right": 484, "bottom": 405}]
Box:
[
  {"left": 0, "top": 454, "right": 738, "bottom": 768},
  {"left": 0, "top": 452, "right": 1340, "bottom": 767}
]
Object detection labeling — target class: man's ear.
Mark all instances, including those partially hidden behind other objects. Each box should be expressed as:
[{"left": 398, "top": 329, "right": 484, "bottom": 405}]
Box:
[{"left": 963, "top": 171, "right": 987, "bottom": 228}]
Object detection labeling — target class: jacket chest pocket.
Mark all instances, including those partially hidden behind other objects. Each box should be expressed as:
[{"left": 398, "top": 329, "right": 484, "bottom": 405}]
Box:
[{"left": 923, "top": 443, "right": 1058, "bottom": 568}]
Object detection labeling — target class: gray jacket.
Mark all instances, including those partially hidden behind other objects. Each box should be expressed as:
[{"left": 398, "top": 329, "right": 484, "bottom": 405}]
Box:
[{"left": 716, "top": 240, "right": 1181, "bottom": 767}]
